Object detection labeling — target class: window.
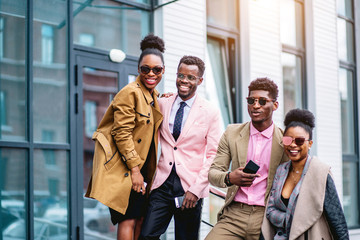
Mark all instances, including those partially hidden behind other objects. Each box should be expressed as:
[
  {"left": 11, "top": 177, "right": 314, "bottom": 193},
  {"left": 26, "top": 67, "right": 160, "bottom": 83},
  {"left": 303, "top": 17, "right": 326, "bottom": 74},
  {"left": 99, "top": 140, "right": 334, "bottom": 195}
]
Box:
[
  {"left": 73, "top": 0, "right": 151, "bottom": 56},
  {"left": 44, "top": 150, "right": 56, "bottom": 166},
  {"left": 337, "top": 0, "right": 359, "bottom": 227},
  {"left": 85, "top": 101, "right": 97, "bottom": 138},
  {"left": 280, "top": 0, "right": 306, "bottom": 114},
  {"left": 206, "top": 0, "right": 239, "bottom": 127},
  {"left": 0, "top": 91, "right": 7, "bottom": 126},
  {"left": 0, "top": 17, "right": 4, "bottom": 58},
  {"left": 48, "top": 178, "right": 59, "bottom": 196},
  {"left": 41, "top": 24, "right": 54, "bottom": 64},
  {"left": 206, "top": 38, "right": 234, "bottom": 128},
  {"left": 79, "top": 33, "right": 94, "bottom": 47}
]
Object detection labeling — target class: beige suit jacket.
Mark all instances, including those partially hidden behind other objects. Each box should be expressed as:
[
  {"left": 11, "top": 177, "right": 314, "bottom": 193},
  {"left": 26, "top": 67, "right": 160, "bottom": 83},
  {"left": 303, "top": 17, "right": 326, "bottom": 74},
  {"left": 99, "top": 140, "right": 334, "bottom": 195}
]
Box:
[{"left": 208, "top": 122, "right": 288, "bottom": 219}]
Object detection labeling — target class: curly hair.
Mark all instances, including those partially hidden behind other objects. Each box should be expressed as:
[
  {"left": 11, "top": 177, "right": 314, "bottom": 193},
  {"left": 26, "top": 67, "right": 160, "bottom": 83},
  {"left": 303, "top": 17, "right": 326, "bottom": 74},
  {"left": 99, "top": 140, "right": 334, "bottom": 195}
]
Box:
[
  {"left": 248, "top": 77, "right": 279, "bottom": 100},
  {"left": 284, "top": 108, "right": 315, "bottom": 139},
  {"left": 177, "top": 55, "right": 205, "bottom": 77},
  {"left": 138, "top": 33, "right": 165, "bottom": 66}
]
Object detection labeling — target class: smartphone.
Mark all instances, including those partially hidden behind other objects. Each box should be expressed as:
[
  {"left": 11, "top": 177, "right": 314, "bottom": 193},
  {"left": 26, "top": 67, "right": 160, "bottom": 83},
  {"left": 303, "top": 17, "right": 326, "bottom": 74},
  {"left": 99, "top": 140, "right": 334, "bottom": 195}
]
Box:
[
  {"left": 174, "top": 195, "right": 198, "bottom": 208},
  {"left": 174, "top": 195, "right": 185, "bottom": 208},
  {"left": 243, "top": 160, "right": 260, "bottom": 174}
]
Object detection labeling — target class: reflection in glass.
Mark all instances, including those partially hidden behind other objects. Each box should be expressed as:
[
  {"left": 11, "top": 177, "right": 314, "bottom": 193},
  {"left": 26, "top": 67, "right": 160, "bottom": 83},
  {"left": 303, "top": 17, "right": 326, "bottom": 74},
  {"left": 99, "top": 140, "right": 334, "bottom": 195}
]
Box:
[
  {"left": 207, "top": 0, "right": 238, "bottom": 30},
  {"left": 82, "top": 67, "right": 118, "bottom": 238},
  {"left": 282, "top": 52, "right": 302, "bottom": 115},
  {"left": 208, "top": 192, "right": 225, "bottom": 226},
  {"left": 337, "top": 0, "right": 353, "bottom": 19},
  {"left": 339, "top": 68, "right": 355, "bottom": 155},
  {"left": 0, "top": 148, "right": 27, "bottom": 238},
  {"left": 73, "top": 0, "right": 150, "bottom": 56},
  {"left": 342, "top": 161, "right": 359, "bottom": 227},
  {"left": 206, "top": 38, "right": 232, "bottom": 129},
  {"left": 34, "top": 150, "right": 68, "bottom": 237},
  {"left": 280, "top": 0, "right": 304, "bottom": 48},
  {"left": 337, "top": 18, "right": 355, "bottom": 63},
  {"left": 33, "top": 0, "right": 68, "bottom": 144},
  {"left": 0, "top": 1, "right": 27, "bottom": 141}
]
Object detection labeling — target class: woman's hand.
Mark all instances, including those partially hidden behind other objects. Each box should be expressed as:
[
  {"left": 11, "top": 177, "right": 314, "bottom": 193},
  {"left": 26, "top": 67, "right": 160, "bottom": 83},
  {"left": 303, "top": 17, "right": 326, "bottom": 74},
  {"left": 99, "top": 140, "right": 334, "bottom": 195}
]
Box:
[{"left": 131, "top": 166, "right": 146, "bottom": 195}]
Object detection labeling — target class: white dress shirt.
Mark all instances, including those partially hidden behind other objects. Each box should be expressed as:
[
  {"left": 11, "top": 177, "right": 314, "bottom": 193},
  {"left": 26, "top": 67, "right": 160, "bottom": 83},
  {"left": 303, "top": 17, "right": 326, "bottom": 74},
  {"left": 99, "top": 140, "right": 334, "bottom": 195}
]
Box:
[{"left": 169, "top": 95, "right": 196, "bottom": 134}]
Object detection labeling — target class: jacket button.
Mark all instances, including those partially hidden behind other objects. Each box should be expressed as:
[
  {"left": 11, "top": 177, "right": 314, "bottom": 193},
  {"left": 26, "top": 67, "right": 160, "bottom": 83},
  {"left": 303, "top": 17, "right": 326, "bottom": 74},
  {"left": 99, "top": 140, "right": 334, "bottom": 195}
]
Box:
[
  {"left": 124, "top": 173, "right": 129, "bottom": 177},
  {"left": 169, "top": 162, "right": 172, "bottom": 165},
  {"left": 147, "top": 119, "right": 150, "bottom": 124},
  {"left": 138, "top": 139, "right": 141, "bottom": 143},
  {"left": 174, "top": 147, "right": 177, "bottom": 150}
]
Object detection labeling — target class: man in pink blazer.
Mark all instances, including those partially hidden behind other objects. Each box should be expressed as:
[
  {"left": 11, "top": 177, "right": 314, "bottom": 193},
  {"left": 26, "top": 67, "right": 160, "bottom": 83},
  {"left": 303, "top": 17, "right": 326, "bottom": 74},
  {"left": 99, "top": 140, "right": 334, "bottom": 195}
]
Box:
[{"left": 140, "top": 56, "right": 222, "bottom": 240}]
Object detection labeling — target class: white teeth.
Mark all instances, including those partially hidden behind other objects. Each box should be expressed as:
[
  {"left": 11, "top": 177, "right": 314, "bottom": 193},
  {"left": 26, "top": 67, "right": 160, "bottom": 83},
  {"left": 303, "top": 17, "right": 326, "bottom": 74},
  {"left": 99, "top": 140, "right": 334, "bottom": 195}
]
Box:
[
  {"left": 180, "top": 86, "right": 189, "bottom": 90},
  {"left": 290, "top": 150, "right": 298, "bottom": 153}
]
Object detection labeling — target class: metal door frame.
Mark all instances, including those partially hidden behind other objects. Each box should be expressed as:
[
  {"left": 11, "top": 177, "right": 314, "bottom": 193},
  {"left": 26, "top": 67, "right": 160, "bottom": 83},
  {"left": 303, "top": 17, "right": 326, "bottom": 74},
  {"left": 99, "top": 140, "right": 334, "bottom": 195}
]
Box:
[{"left": 70, "top": 45, "right": 138, "bottom": 239}]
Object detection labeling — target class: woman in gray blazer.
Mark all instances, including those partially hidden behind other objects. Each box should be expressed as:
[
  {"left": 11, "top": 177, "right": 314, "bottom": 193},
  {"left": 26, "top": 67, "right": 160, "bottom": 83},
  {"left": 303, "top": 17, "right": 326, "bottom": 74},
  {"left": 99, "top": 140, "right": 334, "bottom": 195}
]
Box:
[{"left": 261, "top": 109, "right": 349, "bottom": 240}]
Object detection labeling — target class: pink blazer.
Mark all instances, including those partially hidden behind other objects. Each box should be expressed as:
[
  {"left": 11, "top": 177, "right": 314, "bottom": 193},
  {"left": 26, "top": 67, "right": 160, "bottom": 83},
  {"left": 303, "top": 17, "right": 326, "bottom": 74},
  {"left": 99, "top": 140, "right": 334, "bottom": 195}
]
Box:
[{"left": 151, "top": 94, "right": 222, "bottom": 198}]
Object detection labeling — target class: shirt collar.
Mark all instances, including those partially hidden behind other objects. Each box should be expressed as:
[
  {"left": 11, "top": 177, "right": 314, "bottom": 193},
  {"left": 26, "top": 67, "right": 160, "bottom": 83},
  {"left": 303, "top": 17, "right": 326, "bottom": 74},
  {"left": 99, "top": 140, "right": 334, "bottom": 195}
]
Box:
[
  {"left": 250, "top": 122, "right": 274, "bottom": 138},
  {"left": 174, "top": 94, "right": 196, "bottom": 108}
]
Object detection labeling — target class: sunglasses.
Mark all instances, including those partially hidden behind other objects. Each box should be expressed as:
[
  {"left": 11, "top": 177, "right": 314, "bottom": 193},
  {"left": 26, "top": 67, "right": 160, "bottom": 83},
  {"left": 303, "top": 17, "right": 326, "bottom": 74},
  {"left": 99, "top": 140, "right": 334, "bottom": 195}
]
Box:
[
  {"left": 140, "top": 66, "right": 163, "bottom": 75},
  {"left": 177, "top": 73, "right": 199, "bottom": 81},
  {"left": 246, "top": 97, "right": 275, "bottom": 106},
  {"left": 282, "top": 136, "right": 309, "bottom": 146}
]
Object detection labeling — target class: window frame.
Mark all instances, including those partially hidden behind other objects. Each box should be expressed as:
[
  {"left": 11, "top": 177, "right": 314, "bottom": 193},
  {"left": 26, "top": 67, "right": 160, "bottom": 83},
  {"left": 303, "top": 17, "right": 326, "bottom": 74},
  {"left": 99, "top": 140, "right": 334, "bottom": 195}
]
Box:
[
  {"left": 281, "top": 0, "right": 307, "bottom": 114},
  {"left": 338, "top": 0, "right": 360, "bottom": 228},
  {"left": 207, "top": 23, "right": 241, "bottom": 123}
]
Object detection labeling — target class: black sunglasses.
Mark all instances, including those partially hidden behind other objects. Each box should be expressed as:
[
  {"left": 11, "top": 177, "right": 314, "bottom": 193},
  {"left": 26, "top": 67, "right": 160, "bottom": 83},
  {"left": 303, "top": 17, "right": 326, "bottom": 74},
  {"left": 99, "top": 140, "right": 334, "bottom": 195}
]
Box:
[
  {"left": 282, "top": 136, "right": 309, "bottom": 146},
  {"left": 246, "top": 97, "right": 275, "bottom": 106},
  {"left": 140, "top": 66, "right": 163, "bottom": 75}
]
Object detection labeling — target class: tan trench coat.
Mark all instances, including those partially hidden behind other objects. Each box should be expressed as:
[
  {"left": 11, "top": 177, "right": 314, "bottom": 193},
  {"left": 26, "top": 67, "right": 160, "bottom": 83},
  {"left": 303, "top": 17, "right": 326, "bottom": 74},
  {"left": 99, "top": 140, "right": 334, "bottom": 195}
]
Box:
[{"left": 85, "top": 77, "right": 163, "bottom": 214}]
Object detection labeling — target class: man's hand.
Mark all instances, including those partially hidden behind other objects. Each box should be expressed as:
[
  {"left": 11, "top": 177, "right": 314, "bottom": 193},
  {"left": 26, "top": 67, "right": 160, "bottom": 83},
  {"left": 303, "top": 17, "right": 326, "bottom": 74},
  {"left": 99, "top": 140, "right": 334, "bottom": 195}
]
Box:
[
  {"left": 130, "top": 166, "right": 146, "bottom": 195},
  {"left": 160, "top": 92, "right": 174, "bottom": 98},
  {"left": 181, "top": 191, "right": 198, "bottom": 210},
  {"left": 229, "top": 167, "right": 261, "bottom": 187}
]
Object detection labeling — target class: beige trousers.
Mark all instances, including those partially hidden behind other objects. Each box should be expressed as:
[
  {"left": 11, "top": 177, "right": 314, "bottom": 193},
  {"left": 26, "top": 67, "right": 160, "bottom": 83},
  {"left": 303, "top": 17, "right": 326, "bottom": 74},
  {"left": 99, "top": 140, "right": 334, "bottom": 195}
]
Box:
[{"left": 205, "top": 201, "right": 265, "bottom": 240}]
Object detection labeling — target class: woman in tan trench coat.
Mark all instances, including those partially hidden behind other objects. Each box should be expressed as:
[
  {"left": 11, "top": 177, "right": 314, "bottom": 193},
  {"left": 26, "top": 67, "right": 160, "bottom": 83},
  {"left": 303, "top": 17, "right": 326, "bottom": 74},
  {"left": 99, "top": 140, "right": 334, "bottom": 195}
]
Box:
[{"left": 85, "top": 34, "right": 164, "bottom": 240}]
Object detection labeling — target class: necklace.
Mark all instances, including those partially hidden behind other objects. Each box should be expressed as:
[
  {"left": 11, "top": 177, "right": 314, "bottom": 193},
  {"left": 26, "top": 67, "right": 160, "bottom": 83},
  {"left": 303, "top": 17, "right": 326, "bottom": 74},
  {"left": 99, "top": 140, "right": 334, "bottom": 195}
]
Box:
[{"left": 290, "top": 166, "right": 303, "bottom": 184}]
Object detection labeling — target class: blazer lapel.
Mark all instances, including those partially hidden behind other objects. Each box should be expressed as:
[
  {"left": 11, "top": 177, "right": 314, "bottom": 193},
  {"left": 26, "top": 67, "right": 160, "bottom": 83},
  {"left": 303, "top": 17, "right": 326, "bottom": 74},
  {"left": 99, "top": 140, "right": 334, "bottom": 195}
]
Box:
[
  {"left": 265, "top": 126, "right": 285, "bottom": 200},
  {"left": 289, "top": 157, "right": 329, "bottom": 239},
  {"left": 176, "top": 95, "right": 201, "bottom": 143},
  {"left": 161, "top": 95, "right": 177, "bottom": 144},
  {"left": 235, "top": 122, "right": 250, "bottom": 168}
]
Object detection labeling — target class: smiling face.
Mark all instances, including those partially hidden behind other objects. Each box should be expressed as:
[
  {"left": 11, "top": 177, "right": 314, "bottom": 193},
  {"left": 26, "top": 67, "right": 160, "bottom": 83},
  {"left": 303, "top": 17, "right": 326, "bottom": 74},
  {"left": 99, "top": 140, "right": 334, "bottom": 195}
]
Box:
[
  {"left": 176, "top": 63, "right": 203, "bottom": 101},
  {"left": 138, "top": 54, "right": 164, "bottom": 93},
  {"left": 247, "top": 90, "right": 278, "bottom": 131},
  {"left": 283, "top": 126, "right": 313, "bottom": 163}
]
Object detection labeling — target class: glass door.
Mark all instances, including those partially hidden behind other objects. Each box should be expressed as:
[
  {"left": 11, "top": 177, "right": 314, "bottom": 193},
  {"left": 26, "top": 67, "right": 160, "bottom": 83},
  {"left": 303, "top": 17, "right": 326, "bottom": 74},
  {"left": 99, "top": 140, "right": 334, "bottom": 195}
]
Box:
[{"left": 74, "top": 48, "right": 138, "bottom": 239}]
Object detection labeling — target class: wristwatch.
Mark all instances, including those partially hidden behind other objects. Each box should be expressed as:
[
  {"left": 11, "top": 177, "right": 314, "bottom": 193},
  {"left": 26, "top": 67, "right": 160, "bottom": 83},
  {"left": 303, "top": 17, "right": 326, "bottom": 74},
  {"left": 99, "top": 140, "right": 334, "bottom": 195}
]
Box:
[{"left": 224, "top": 172, "right": 233, "bottom": 187}]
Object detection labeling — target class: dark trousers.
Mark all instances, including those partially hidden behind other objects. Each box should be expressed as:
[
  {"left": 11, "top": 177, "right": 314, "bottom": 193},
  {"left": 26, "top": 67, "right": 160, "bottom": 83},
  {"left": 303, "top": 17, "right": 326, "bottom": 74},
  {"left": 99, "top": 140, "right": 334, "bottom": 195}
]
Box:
[{"left": 140, "top": 166, "right": 203, "bottom": 240}]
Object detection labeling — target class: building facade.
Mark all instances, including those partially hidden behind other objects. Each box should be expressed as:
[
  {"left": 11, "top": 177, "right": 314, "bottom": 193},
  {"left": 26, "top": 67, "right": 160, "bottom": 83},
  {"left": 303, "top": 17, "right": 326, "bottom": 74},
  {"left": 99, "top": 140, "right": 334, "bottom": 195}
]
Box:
[{"left": 0, "top": 0, "right": 359, "bottom": 239}]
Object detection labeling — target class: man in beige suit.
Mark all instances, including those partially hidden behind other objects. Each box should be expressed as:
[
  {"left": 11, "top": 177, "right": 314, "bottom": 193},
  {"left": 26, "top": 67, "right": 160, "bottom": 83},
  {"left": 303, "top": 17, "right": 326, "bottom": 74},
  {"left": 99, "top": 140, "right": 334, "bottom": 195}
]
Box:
[{"left": 206, "top": 78, "right": 288, "bottom": 240}]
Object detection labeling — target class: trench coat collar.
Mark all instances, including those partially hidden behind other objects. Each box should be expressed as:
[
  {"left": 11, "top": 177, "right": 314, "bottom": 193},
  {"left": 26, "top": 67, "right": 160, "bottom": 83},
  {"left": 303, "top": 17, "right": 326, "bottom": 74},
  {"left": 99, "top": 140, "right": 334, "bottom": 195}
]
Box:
[{"left": 135, "top": 76, "right": 159, "bottom": 104}]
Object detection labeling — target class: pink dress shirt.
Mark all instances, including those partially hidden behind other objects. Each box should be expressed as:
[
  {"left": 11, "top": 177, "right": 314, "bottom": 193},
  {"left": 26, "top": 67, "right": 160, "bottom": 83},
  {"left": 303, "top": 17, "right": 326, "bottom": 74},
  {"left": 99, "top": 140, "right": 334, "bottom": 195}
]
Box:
[{"left": 233, "top": 122, "right": 274, "bottom": 206}]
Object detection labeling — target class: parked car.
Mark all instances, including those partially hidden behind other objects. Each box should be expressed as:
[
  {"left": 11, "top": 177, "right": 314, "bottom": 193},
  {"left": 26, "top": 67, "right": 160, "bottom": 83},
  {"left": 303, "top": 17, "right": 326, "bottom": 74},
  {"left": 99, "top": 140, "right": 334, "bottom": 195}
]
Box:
[
  {"left": 43, "top": 197, "right": 114, "bottom": 234},
  {"left": 3, "top": 218, "right": 105, "bottom": 240},
  {"left": 3, "top": 218, "right": 67, "bottom": 240},
  {"left": 1, "top": 207, "right": 18, "bottom": 230}
]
